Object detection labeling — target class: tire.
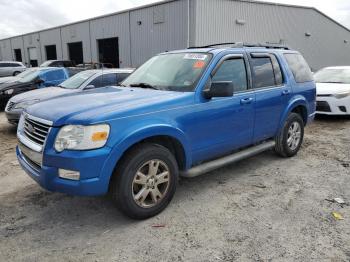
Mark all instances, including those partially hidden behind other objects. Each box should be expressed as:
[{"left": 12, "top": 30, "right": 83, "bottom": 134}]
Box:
[
  {"left": 13, "top": 71, "right": 20, "bottom": 76},
  {"left": 275, "top": 113, "right": 304, "bottom": 157},
  {"left": 111, "top": 143, "right": 178, "bottom": 219}
]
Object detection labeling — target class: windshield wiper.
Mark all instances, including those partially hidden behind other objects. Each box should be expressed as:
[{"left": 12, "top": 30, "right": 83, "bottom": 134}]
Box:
[{"left": 129, "top": 83, "right": 159, "bottom": 90}]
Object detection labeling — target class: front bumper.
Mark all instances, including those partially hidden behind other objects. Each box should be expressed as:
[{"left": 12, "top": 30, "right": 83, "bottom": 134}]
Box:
[
  {"left": 316, "top": 96, "right": 350, "bottom": 115},
  {"left": 17, "top": 145, "right": 113, "bottom": 196}
]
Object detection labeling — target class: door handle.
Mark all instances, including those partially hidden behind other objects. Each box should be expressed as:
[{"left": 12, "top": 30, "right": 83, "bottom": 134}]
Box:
[
  {"left": 240, "top": 97, "right": 254, "bottom": 105},
  {"left": 282, "top": 90, "right": 291, "bottom": 96}
]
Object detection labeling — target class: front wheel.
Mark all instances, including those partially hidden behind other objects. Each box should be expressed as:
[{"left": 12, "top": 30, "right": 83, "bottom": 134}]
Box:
[
  {"left": 111, "top": 143, "right": 178, "bottom": 219},
  {"left": 275, "top": 113, "right": 304, "bottom": 157},
  {"left": 13, "top": 71, "right": 20, "bottom": 76}
]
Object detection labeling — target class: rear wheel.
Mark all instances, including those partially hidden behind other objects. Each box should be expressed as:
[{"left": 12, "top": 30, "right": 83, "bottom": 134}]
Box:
[
  {"left": 275, "top": 113, "right": 304, "bottom": 157},
  {"left": 111, "top": 143, "right": 178, "bottom": 219}
]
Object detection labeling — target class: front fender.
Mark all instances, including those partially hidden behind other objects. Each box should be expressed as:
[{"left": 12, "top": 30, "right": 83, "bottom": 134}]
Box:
[
  {"left": 278, "top": 96, "right": 309, "bottom": 132},
  {"left": 100, "top": 124, "right": 192, "bottom": 185}
]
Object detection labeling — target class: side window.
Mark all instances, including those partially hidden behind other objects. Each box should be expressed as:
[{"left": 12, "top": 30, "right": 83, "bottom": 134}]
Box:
[
  {"left": 284, "top": 53, "right": 313, "bottom": 83},
  {"left": 212, "top": 58, "right": 248, "bottom": 92},
  {"left": 117, "top": 73, "right": 130, "bottom": 83},
  {"left": 250, "top": 57, "right": 276, "bottom": 88},
  {"left": 90, "top": 74, "right": 117, "bottom": 88}
]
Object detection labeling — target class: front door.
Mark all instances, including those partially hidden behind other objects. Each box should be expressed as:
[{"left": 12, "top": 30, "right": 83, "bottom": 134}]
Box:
[{"left": 189, "top": 54, "right": 255, "bottom": 164}]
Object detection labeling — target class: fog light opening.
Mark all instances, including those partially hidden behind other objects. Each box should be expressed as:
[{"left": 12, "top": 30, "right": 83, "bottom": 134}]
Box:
[{"left": 58, "top": 169, "right": 80, "bottom": 181}]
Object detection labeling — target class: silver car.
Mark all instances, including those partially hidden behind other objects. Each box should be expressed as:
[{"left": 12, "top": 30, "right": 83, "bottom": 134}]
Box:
[{"left": 0, "top": 61, "right": 26, "bottom": 77}]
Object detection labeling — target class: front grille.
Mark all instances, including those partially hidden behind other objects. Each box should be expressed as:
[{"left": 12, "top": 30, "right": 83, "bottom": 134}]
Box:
[
  {"left": 23, "top": 115, "right": 51, "bottom": 146},
  {"left": 6, "top": 101, "right": 15, "bottom": 111},
  {"left": 316, "top": 101, "right": 331, "bottom": 112}
]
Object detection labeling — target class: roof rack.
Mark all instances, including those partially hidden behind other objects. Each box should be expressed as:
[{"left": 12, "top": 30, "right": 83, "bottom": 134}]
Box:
[{"left": 188, "top": 42, "right": 290, "bottom": 50}]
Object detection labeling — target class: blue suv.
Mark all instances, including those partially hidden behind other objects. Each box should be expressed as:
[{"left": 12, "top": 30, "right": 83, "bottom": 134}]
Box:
[{"left": 16, "top": 43, "right": 316, "bottom": 219}]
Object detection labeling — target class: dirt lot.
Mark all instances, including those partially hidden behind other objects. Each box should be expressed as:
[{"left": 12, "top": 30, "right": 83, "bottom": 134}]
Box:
[{"left": 0, "top": 112, "right": 349, "bottom": 262}]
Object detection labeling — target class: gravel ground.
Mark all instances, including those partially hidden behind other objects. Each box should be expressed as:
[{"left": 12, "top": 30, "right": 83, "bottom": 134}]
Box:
[{"left": 0, "top": 112, "right": 349, "bottom": 262}]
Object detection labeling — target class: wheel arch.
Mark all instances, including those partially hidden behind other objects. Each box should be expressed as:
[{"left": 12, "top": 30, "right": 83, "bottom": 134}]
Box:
[
  {"left": 100, "top": 125, "right": 191, "bottom": 191},
  {"left": 279, "top": 97, "right": 309, "bottom": 132}
]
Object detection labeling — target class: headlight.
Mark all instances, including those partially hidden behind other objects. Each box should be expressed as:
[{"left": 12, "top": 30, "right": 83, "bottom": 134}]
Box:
[
  {"left": 14, "top": 100, "right": 40, "bottom": 110},
  {"left": 334, "top": 91, "right": 350, "bottom": 99},
  {"left": 54, "top": 124, "right": 110, "bottom": 152},
  {"left": 4, "top": 89, "right": 14, "bottom": 95}
]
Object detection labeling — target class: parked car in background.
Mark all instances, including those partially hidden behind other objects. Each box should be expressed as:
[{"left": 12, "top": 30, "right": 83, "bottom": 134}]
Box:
[
  {"left": 315, "top": 66, "right": 350, "bottom": 115},
  {"left": 40, "top": 60, "right": 76, "bottom": 67},
  {"left": 76, "top": 62, "right": 114, "bottom": 69},
  {"left": 0, "top": 61, "right": 26, "bottom": 77},
  {"left": 16, "top": 44, "right": 315, "bottom": 219},
  {"left": 5, "top": 68, "right": 134, "bottom": 124},
  {"left": 0, "top": 67, "right": 71, "bottom": 109}
]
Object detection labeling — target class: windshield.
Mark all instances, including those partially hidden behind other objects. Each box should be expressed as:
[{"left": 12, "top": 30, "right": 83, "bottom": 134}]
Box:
[
  {"left": 122, "top": 53, "right": 212, "bottom": 92},
  {"left": 18, "top": 68, "right": 41, "bottom": 83},
  {"left": 59, "top": 70, "right": 96, "bottom": 89},
  {"left": 314, "top": 68, "right": 350, "bottom": 84},
  {"left": 16, "top": 68, "right": 37, "bottom": 79}
]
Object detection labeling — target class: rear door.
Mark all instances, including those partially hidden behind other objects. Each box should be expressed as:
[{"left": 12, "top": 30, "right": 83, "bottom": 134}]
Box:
[{"left": 248, "top": 52, "right": 290, "bottom": 143}]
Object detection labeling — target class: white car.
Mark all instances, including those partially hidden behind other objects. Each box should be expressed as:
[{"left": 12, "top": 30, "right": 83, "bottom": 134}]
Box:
[
  {"left": 0, "top": 61, "right": 26, "bottom": 77},
  {"left": 315, "top": 66, "right": 350, "bottom": 115}
]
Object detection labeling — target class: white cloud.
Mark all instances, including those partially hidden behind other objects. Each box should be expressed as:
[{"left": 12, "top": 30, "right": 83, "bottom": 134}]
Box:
[{"left": 0, "top": 0, "right": 349, "bottom": 39}]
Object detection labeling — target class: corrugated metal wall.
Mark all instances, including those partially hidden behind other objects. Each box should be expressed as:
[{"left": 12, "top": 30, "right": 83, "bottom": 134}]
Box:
[
  {"left": 1, "top": 0, "right": 350, "bottom": 70},
  {"left": 60, "top": 21, "right": 92, "bottom": 63},
  {"left": 193, "top": 0, "right": 350, "bottom": 70},
  {"left": 22, "top": 33, "right": 42, "bottom": 65},
  {"left": 130, "top": 0, "right": 188, "bottom": 66},
  {"left": 0, "top": 0, "right": 187, "bottom": 67},
  {"left": 89, "top": 12, "right": 131, "bottom": 67},
  {"left": 39, "top": 28, "right": 63, "bottom": 61}
]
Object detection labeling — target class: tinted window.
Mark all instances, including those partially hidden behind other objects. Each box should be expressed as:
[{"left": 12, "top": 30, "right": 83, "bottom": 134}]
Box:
[
  {"left": 251, "top": 57, "right": 275, "bottom": 88},
  {"left": 90, "top": 73, "right": 117, "bottom": 88},
  {"left": 117, "top": 73, "right": 131, "bottom": 83},
  {"left": 51, "top": 61, "right": 63, "bottom": 67},
  {"left": 284, "top": 53, "right": 313, "bottom": 83},
  {"left": 0, "top": 63, "right": 19, "bottom": 67},
  {"left": 212, "top": 58, "right": 248, "bottom": 92}
]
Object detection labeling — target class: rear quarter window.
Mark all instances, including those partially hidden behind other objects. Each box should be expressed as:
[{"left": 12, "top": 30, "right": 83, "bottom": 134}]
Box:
[{"left": 284, "top": 53, "right": 313, "bottom": 83}]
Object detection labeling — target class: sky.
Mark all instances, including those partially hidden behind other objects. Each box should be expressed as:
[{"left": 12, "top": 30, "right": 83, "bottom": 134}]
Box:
[{"left": 0, "top": 0, "right": 349, "bottom": 39}]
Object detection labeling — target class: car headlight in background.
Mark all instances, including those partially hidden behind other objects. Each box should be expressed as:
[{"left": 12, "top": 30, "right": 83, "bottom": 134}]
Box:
[
  {"left": 4, "top": 89, "right": 14, "bottom": 95},
  {"left": 54, "top": 124, "right": 110, "bottom": 152},
  {"left": 14, "top": 99, "right": 40, "bottom": 110},
  {"left": 334, "top": 91, "right": 350, "bottom": 99}
]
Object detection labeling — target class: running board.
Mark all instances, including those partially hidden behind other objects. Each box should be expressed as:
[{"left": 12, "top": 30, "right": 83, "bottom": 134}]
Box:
[{"left": 181, "top": 140, "right": 276, "bottom": 178}]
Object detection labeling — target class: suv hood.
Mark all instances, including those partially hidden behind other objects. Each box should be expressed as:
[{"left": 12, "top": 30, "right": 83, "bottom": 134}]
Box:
[
  {"left": 316, "top": 83, "right": 350, "bottom": 95},
  {"left": 10, "top": 86, "right": 77, "bottom": 103},
  {"left": 26, "top": 87, "right": 193, "bottom": 126}
]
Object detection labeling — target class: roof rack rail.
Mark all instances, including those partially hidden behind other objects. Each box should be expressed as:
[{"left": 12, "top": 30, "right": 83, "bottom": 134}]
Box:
[{"left": 188, "top": 42, "right": 290, "bottom": 50}]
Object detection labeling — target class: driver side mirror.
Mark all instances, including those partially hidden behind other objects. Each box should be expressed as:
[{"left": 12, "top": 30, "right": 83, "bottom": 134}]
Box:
[
  {"left": 84, "top": 85, "right": 95, "bottom": 90},
  {"left": 203, "top": 81, "right": 234, "bottom": 99}
]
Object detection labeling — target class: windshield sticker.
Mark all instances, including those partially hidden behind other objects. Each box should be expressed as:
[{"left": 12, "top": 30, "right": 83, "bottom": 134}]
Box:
[
  {"left": 193, "top": 60, "right": 206, "bottom": 69},
  {"left": 184, "top": 54, "right": 208, "bottom": 60}
]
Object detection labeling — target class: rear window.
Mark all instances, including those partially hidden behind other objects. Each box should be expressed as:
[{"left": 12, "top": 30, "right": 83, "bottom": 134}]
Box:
[{"left": 284, "top": 53, "right": 313, "bottom": 83}]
